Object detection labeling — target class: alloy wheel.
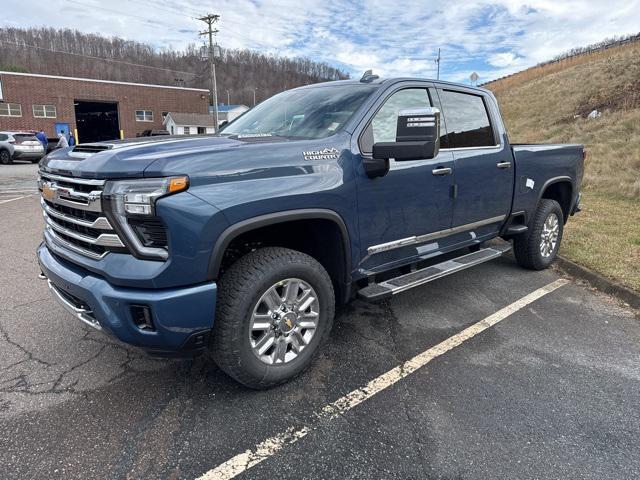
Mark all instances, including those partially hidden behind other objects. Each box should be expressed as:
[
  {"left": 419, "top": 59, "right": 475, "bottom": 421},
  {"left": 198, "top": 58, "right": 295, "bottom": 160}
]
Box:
[
  {"left": 249, "top": 278, "right": 319, "bottom": 365},
  {"left": 540, "top": 212, "right": 560, "bottom": 258}
]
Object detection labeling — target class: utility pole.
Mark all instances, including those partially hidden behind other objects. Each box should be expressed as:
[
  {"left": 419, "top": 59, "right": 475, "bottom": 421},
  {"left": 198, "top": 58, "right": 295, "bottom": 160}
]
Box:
[
  {"left": 435, "top": 48, "right": 441, "bottom": 80},
  {"left": 225, "top": 89, "right": 230, "bottom": 105},
  {"left": 252, "top": 88, "right": 257, "bottom": 106},
  {"left": 198, "top": 14, "right": 220, "bottom": 132}
]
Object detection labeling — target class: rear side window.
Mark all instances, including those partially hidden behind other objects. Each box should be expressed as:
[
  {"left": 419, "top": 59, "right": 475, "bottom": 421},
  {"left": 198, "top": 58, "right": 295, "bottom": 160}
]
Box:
[
  {"left": 0, "top": 134, "right": 7, "bottom": 141},
  {"left": 438, "top": 90, "right": 495, "bottom": 148}
]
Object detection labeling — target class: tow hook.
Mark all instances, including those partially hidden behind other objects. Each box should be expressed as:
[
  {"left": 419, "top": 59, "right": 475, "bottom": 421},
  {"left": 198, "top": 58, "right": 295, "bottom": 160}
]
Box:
[{"left": 38, "top": 272, "right": 46, "bottom": 280}]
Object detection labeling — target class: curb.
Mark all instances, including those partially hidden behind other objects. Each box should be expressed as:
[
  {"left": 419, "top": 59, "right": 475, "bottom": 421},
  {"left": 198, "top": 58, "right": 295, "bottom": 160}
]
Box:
[{"left": 555, "top": 255, "right": 640, "bottom": 310}]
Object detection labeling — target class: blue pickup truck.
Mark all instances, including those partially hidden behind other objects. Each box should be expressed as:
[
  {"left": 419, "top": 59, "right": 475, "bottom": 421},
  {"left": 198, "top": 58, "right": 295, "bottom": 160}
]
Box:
[{"left": 37, "top": 74, "right": 584, "bottom": 388}]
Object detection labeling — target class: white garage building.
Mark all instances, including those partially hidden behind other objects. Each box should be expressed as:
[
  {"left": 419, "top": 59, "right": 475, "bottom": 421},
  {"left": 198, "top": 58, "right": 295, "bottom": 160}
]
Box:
[{"left": 163, "top": 112, "right": 216, "bottom": 135}]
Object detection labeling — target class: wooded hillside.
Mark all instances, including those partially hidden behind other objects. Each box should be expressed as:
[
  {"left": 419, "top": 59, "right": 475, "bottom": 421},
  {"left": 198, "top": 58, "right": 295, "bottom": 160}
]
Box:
[{"left": 0, "top": 27, "right": 349, "bottom": 107}]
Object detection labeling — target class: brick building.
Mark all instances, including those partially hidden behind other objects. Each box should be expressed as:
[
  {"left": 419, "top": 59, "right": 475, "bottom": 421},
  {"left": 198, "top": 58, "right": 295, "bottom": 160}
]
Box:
[{"left": 0, "top": 71, "right": 210, "bottom": 143}]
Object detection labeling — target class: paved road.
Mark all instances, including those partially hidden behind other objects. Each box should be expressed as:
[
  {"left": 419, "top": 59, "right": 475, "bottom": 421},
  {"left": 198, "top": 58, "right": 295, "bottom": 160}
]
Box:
[
  {"left": 1, "top": 164, "right": 639, "bottom": 479},
  {"left": 0, "top": 163, "right": 39, "bottom": 203}
]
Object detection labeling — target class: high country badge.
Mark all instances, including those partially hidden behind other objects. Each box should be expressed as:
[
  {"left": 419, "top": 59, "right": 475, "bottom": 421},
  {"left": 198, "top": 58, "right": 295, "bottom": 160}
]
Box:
[{"left": 303, "top": 147, "right": 341, "bottom": 161}]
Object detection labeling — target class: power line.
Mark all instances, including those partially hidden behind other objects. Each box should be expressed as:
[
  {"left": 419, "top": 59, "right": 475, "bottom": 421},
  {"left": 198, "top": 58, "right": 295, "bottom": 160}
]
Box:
[{"left": 0, "top": 39, "right": 199, "bottom": 76}]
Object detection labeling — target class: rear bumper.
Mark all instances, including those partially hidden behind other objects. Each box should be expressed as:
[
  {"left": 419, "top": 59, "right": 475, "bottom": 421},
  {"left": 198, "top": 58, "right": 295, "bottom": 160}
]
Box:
[
  {"left": 570, "top": 192, "right": 582, "bottom": 215},
  {"left": 37, "top": 243, "right": 217, "bottom": 356},
  {"left": 13, "top": 150, "right": 44, "bottom": 159}
]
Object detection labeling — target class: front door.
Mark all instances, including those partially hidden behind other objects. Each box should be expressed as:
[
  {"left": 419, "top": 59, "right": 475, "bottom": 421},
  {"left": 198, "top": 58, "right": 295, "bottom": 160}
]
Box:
[
  {"left": 354, "top": 85, "right": 455, "bottom": 272},
  {"left": 435, "top": 88, "right": 513, "bottom": 237}
]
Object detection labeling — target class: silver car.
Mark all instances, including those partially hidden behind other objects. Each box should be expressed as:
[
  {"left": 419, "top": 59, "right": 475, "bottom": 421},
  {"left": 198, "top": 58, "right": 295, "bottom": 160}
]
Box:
[{"left": 0, "top": 131, "right": 46, "bottom": 165}]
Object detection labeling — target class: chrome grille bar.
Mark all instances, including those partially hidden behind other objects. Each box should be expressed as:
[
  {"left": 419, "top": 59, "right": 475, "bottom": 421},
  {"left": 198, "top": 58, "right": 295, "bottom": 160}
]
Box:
[
  {"left": 44, "top": 214, "right": 124, "bottom": 247},
  {"left": 39, "top": 172, "right": 106, "bottom": 186},
  {"left": 44, "top": 227, "right": 106, "bottom": 260},
  {"left": 39, "top": 169, "right": 127, "bottom": 260},
  {"left": 41, "top": 198, "right": 113, "bottom": 230}
]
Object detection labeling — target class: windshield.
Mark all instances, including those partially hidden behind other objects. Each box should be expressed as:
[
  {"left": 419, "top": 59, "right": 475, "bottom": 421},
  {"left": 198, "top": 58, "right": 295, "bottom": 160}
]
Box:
[{"left": 220, "top": 84, "right": 378, "bottom": 139}]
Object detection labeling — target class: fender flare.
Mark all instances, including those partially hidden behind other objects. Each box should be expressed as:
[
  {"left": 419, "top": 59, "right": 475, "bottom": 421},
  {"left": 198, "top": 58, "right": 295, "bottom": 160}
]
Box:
[
  {"left": 537, "top": 176, "right": 574, "bottom": 218},
  {"left": 207, "top": 208, "right": 352, "bottom": 283}
]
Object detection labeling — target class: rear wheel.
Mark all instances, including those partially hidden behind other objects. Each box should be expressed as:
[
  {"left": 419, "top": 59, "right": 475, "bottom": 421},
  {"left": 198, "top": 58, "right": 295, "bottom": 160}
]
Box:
[
  {"left": 0, "top": 150, "right": 12, "bottom": 165},
  {"left": 513, "top": 199, "right": 564, "bottom": 270},
  {"left": 212, "top": 247, "right": 335, "bottom": 389}
]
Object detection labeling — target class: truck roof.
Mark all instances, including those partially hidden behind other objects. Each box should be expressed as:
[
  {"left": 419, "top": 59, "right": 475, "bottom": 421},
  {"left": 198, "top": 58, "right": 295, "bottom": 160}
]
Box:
[{"left": 296, "top": 77, "right": 491, "bottom": 95}]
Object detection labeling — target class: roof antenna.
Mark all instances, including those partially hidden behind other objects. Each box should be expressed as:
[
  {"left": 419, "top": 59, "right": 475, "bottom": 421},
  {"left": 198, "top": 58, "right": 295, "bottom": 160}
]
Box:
[{"left": 360, "top": 70, "right": 379, "bottom": 83}]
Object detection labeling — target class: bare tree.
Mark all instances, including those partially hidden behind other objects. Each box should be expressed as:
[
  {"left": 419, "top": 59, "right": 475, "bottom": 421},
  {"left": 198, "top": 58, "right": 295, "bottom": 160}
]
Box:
[{"left": 0, "top": 27, "right": 350, "bottom": 106}]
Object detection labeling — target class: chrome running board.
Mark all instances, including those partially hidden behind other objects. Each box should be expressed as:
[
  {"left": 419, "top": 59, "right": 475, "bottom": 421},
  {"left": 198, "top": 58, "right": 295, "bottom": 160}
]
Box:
[{"left": 358, "top": 243, "right": 512, "bottom": 302}]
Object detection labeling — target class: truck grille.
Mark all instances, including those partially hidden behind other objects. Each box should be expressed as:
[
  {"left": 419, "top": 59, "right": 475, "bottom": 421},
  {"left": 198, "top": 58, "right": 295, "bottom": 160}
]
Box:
[{"left": 38, "top": 171, "right": 127, "bottom": 259}]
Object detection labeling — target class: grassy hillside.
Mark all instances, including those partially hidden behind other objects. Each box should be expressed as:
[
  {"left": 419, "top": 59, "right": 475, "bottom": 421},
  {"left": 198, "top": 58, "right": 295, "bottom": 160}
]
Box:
[{"left": 486, "top": 40, "right": 640, "bottom": 291}]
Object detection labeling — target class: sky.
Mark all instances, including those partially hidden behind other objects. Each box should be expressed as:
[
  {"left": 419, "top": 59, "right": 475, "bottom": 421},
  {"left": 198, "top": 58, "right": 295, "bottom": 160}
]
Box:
[{"left": 3, "top": 0, "right": 640, "bottom": 84}]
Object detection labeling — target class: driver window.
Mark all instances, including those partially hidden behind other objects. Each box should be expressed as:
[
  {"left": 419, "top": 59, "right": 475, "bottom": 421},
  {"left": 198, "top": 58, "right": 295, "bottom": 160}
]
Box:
[{"left": 371, "top": 88, "right": 430, "bottom": 143}]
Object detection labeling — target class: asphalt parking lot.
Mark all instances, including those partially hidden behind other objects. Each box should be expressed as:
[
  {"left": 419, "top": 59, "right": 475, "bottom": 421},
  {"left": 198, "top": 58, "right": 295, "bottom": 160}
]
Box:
[{"left": 1, "top": 164, "right": 639, "bottom": 480}]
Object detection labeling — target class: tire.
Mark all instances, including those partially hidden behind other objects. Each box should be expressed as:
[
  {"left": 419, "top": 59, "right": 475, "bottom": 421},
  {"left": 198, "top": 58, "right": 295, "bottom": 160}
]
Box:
[
  {"left": 0, "top": 150, "right": 12, "bottom": 165},
  {"left": 513, "top": 199, "right": 564, "bottom": 270},
  {"left": 212, "top": 247, "right": 335, "bottom": 389},
  {"left": 31, "top": 157, "right": 41, "bottom": 164}
]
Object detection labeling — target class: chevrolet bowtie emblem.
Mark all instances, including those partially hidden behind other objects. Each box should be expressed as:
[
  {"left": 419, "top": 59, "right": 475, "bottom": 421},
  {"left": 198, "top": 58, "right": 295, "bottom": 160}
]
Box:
[{"left": 42, "top": 183, "right": 56, "bottom": 201}]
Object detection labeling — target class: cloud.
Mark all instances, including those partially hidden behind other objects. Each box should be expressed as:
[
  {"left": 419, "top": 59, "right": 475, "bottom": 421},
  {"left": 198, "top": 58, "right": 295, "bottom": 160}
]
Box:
[
  {"left": 3, "top": 0, "right": 640, "bottom": 83},
  {"left": 488, "top": 52, "right": 520, "bottom": 68}
]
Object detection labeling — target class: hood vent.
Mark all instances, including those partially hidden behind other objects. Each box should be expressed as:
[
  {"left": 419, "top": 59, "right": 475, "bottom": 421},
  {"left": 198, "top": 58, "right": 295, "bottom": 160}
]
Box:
[{"left": 69, "top": 143, "right": 113, "bottom": 159}]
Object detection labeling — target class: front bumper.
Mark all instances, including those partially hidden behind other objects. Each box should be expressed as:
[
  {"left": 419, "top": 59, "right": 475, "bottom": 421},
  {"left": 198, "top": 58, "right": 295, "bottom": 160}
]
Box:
[{"left": 37, "top": 243, "right": 217, "bottom": 356}]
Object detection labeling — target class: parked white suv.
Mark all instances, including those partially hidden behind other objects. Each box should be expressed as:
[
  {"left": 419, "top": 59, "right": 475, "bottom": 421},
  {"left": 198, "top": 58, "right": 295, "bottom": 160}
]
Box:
[{"left": 0, "top": 131, "right": 45, "bottom": 165}]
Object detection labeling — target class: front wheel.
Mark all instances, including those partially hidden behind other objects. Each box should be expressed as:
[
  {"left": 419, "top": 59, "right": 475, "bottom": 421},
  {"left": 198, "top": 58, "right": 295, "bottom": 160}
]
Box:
[
  {"left": 513, "top": 198, "right": 564, "bottom": 270},
  {"left": 212, "top": 247, "right": 335, "bottom": 389}
]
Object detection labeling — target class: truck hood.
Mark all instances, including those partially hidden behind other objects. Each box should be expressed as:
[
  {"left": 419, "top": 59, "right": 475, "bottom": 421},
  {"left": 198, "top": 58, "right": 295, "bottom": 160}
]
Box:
[{"left": 40, "top": 135, "right": 261, "bottom": 179}]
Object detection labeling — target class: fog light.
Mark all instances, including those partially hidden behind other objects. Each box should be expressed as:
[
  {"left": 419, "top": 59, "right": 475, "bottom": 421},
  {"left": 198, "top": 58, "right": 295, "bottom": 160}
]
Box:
[{"left": 131, "top": 305, "right": 155, "bottom": 331}]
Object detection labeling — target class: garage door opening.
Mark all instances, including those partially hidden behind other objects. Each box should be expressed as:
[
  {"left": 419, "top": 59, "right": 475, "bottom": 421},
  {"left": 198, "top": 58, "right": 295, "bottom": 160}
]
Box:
[{"left": 74, "top": 101, "right": 120, "bottom": 144}]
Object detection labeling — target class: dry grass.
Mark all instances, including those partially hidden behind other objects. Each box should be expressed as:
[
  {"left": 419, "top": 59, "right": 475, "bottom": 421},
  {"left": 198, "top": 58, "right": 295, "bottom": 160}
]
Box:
[
  {"left": 562, "top": 193, "right": 640, "bottom": 291},
  {"left": 486, "top": 41, "right": 640, "bottom": 291},
  {"left": 486, "top": 40, "right": 640, "bottom": 96}
]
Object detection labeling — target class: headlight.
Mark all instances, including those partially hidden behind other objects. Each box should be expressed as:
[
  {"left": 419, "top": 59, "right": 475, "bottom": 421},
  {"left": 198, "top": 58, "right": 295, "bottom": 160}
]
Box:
[{"left": 103, "top": 176, "right": 189, "bottom": 260}]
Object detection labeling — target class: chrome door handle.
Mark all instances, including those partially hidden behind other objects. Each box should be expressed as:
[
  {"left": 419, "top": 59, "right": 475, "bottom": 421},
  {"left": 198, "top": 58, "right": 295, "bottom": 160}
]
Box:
[
  {"left": 497, "top": 162, "right": 512, "bottom": 169},
  {"left": 432, "top": 167, "right": 452, "bottom": 176}
]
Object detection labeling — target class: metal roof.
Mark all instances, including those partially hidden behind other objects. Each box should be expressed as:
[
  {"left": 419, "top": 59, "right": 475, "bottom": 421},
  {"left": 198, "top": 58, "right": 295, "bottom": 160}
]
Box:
[
  {"left": 215, "top": 104, "right": 249, "bottom": 112},
  {"left": 0, "top": 71, "right": 209, "bottom": 92},
  {"left": 165, "top": 112, "right": 216, "bottom": 127}
]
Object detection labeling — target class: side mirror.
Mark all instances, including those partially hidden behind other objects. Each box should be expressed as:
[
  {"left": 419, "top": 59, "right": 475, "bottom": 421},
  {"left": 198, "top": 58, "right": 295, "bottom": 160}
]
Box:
[{"left": 372, "top": 107, "right": 440, "bottom": 162}]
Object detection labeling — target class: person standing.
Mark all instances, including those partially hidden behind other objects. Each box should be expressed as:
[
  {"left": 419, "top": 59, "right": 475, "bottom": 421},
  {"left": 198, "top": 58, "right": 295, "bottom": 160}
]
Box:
[
  {"left": 69, "top": 133, "right": 76, "bottom": 147},
  {"left": 56, "top": 131, "right": 69, "bottom": 149},
  {"left": 35, "top": 129, "right": 48, "bottom": 152}
]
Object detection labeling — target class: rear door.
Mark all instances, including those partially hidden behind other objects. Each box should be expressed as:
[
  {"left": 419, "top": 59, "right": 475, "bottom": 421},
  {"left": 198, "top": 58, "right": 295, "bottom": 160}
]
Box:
[{"left": 435, "top": 88, "right": 513, "bottom": 235}]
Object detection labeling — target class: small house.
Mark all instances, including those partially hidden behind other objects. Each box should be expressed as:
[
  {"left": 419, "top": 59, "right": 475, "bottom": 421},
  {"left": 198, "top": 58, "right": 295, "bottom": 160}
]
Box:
[{"left": 163, "top": 112, "right": 216, "bottom": 135}]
